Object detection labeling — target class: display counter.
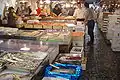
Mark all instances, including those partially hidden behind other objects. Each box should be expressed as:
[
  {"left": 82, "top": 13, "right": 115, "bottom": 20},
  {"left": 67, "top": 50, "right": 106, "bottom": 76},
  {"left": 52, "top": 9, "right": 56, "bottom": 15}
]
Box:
[
  {"left": 0, "top": 27, "right": 72, "bottom": 53},
  {"left": 0, "top": 39, "right": 59, "bottom": 80},
  {"left": 0, "top": 27, "right": 71, "bottom": 42},
  {"left": 16, "top": 16, "right": 75, "bottom": 29},
  {"left": 42, "top": 16, "right": 75, "bottom": 20}
]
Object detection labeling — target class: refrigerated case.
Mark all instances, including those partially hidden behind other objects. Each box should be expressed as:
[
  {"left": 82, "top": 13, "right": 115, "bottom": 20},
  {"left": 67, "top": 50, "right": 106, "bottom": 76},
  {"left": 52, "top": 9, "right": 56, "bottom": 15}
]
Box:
[{"left": 0, "top": 39, "right": 59, "bottom": 80}]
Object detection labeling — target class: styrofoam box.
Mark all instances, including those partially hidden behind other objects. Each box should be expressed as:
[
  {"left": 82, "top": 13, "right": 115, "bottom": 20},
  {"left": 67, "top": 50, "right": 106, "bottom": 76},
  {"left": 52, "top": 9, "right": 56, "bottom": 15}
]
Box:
[
  {"left": 77, "top": 22, "right": 84, "bottom": 26},
  {"left": 75, "top": 27, "right": 85, "bottom": 32},
  {"left": 111, "top": 37, "right": 120, "bottom": 51},
  {"left": 70, "top": 47, "right": 84, "bottom": 55},
  {"left": 72, "top": 36, "right": 84, "bottom": 41},
  {"left": 73, "top": 40, "right": 84, "bottom": 47},
  {"left": 27, "top": 20, "right": 39, "bottom": 24},
  {"left": 111, "top": 41, "right": 120, "bottom": 51},
  {"left": 106, "top": 28, "right": 114, "bottom": 40},
  {"left": 111, "top": 47, "right": 120, "bottom": 51},
  {"left": 66, "top": 23, "right": 76, "bottom": 31},
  {"left": 42, "top": 77, "right": 68, "bottom": 80},
  {"left": 66, "top": 23, "right": 76, "bottom": 27}
]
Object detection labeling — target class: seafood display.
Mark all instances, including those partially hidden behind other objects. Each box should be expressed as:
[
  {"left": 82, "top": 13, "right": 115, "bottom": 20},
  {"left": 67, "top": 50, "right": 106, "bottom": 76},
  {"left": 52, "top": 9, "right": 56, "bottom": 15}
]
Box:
[
  {"left": 18, "top": 30, "right": 44, "bottom": 37},
  {"left": 0, "top": 71, "right": 31, "bottom": 80},
  {"left": 0, "top": 27, "right": 18, "bottom": 35},
  {"left": 58, "top": 54, "right": 81, "bottom": 61},
  {"left": 55, "top": 54, "right": 82, "bottom": 65},
  {"left": 0, "top": 39, "right": 59, "bottom": 80},
  {"left": 1, "top": 52, "right": 48, "bottom": 72},
  {"left": 40, "top": 30, "right": 71, "bottom": 42},
  {"left": 0, "top": 60, "right": 6, "bottom": 69},
  {"left": 45, "top": 63, "right": 82, "bottom": 80},
  {"left": 51, "top": 68, "right": 75, "bottom": 74}
]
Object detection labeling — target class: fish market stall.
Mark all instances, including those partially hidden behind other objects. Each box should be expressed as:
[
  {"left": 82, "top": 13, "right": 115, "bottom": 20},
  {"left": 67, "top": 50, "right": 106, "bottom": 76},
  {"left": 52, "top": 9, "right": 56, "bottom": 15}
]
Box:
[{"left": 0, "top": 39, "right": 59, "bottom": 80}]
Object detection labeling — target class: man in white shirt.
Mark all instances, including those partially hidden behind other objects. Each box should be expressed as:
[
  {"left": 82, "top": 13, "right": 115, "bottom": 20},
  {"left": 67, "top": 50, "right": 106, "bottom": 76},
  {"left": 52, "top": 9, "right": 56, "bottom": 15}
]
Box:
[{"left": 73, "top": 2, "right": 85, "bottom": 21}]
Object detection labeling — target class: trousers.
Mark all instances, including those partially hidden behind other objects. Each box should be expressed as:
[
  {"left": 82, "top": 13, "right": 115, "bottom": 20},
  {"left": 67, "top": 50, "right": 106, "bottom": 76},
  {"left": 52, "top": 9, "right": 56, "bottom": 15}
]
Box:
[{"left": 87, "top": 20, "right": 95, "bottom": 42}]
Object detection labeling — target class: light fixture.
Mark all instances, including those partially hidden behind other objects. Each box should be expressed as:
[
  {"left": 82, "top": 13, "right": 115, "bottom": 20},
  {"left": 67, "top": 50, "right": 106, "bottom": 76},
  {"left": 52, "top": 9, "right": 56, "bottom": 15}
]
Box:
[
  {"left": 19, "top": 0, "right": 28, "bottom": 3},
  {"left": 71, "top": 1, "right": 76, "bottom": 4},
  {"left": 66, "top": 3, "right": 70, "bottom": 8},
  {"left": 44, "top": 0, "right": 51, "bottom": 4}
]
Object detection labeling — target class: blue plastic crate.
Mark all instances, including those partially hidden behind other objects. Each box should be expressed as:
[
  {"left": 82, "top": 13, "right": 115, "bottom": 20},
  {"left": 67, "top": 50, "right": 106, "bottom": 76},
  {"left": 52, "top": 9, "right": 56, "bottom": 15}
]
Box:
[{"left": 44, "top": 63, "right": 82, "bottom": 80}]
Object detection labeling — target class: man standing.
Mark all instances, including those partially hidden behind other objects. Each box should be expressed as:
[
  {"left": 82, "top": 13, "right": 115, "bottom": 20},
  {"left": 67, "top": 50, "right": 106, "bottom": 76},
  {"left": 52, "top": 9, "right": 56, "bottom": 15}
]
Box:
[
  {"left": 84, "top": 2, "right": 95, "bottom": 45},
  {"left": 73, "top": 2, "right": 85, "bottom": 21},
  {"left": 53, "top": 5, "right": 62, "bottom": 16}
]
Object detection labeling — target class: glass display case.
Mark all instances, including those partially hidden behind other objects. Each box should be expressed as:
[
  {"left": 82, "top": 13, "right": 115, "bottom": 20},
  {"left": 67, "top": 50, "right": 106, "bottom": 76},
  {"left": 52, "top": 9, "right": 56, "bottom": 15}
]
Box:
[{"left": 0, "top": 39, "right": 59, "bottom": 80}]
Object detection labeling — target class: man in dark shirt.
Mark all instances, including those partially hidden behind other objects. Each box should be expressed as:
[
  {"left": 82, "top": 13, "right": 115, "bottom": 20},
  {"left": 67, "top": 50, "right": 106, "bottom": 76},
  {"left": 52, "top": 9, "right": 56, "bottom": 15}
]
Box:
[{"left": 53, "top": 5, "right": 61, "bottom": 16}]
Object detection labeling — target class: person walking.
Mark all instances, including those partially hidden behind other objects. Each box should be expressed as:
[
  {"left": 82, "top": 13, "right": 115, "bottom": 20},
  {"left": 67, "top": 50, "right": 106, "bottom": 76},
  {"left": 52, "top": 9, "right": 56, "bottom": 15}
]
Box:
[{"left": 84, "top": 2, "right": 95, "bottom": 45}]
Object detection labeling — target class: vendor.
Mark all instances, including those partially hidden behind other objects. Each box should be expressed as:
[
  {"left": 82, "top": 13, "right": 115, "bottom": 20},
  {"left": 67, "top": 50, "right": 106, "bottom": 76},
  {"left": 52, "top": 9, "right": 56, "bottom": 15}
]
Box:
[
  {"left": 73, "top": 2, "right": 85, "bottom": 21},
  {"left": 59, "top": 8, "right": 68, "bottom": 16},
  {"left": 23, "top": 2, "right": 32, "bottom": 16},
  {"left": 36, "top": 7, "right": 41, "bottom": 16},
  {"left": 36, "top": 1, "right": 41, "bottom": 16},
  {"left": 16, "top": 7, "right": 22, "bottom": 16},
  {"left": 27, "top": 6, "right": 32, "bottom": 16},
  {"left": 52, "top": 5, "right": 62, "bottom": 16},
  {"left": 7, "top": 7, "right": 18, "bottom": 27}
]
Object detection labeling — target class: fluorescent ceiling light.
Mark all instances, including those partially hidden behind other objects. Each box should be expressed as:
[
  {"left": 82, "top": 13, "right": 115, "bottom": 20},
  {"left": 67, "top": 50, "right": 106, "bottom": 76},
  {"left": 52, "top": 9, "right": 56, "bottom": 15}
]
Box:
[{"left": 44, "top": 0, "right": 51, "bottom": 4}]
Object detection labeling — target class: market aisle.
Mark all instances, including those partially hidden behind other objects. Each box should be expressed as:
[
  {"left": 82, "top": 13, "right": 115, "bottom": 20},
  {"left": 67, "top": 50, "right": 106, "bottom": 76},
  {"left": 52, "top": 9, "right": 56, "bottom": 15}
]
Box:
[{"left": 84, "top": 24, "right": 120, "bottom": 80}]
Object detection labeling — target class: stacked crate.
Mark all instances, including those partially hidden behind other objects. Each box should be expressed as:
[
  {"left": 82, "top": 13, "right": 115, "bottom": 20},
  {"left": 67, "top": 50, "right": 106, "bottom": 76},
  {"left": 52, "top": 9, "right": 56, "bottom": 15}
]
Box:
[
  {"left": 106, "top": 15, "right": 120, "bottom": 40},
  {"left": 101, "top": 12, "right": 113, "bottom": 32},
  {"left": 111, "top": 23, "right": 120, "bottom": 51}
]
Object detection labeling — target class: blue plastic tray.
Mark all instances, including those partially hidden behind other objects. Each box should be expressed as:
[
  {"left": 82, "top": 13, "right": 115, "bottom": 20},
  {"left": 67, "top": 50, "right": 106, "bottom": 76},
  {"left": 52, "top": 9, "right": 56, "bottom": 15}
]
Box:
[{"left": 44, "top": 63, "right": 82, "bottom": 80}]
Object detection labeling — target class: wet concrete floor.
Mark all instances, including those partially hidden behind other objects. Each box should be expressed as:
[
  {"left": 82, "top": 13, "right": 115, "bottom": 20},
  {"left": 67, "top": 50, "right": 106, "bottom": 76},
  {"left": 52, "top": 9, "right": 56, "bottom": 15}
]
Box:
[{"left": 83, "top": 24, "right": 120, "bottom": 80}]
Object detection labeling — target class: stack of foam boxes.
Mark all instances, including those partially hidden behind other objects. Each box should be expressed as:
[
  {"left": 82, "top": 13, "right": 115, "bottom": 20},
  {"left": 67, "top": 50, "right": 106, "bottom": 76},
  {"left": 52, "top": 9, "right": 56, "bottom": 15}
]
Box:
[
  {"left": 72, "top": 32, "right": 84, "bottom": 48},
  {"left": 111, "top": 23, "right": 120, "bottom": 51},
  {"left": 72, "top": 21, "right": 85, "bottom": 47},
  {"left": 70, "top": 46, "right": 87, "bottom": 70},
  {"left": 70, "top": 22, "right": 87, "bottom": 70},
  {"left": 101, "top": 17, "right": 109, "bottom": 32},
  {"left": 106, "top": 15, "right": 120, "bottom": 42},
  {"left": 75, "top": 22, "right": 85, "bottom": 32},
  {"left": 101, "top": 12, "right": 113, "bottom": 32}
]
